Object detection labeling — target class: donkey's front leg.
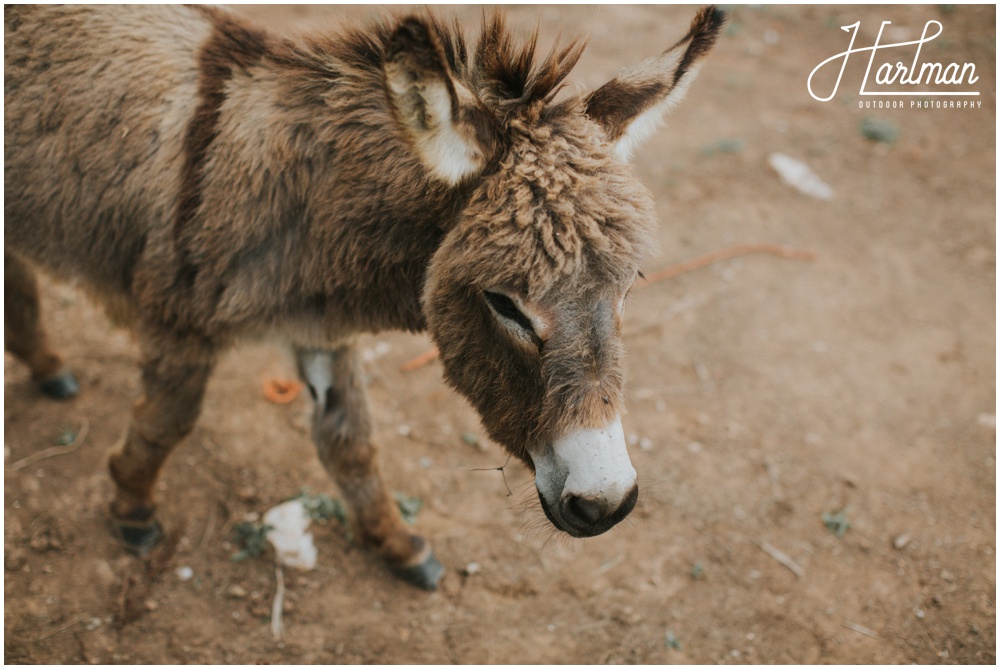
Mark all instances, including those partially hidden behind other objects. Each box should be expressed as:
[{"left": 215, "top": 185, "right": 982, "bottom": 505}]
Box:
[
  {"left": 108, "top": 332, "right": 216, "bottom": 553},
  {"left": 296, "top": 344, "right": 443, "bottom": 590}
]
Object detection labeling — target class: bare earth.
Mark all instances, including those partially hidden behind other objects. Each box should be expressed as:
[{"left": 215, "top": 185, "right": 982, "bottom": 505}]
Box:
[{"left": 4, "top": 5, "right": 995, "bottom": 664}]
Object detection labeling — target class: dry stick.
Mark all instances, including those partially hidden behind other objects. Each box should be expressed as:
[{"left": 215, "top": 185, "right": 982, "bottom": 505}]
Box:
[
  {"left": 635, "top": 243, "right": 817, "bottom": 288},
  {"left": 34, "top": 616, "right": 83, "bottom": 642},
  {"left": 400, "top": 244, "right": 817, "bottom": 372},
  {"left": 842, "top": 622, "right": 879, "bottom": 639},
  {"left": 756, "top": 539, "right": 805, "bottom": 578},
  {"left": 399, "top": 346, "right": 440, "bottom": 372},
  {"left": 11, "top": 417, "right": 90, "bottom": 471},
  {"left": 271, "top": 562, "right": 285, "bottom": 642}
]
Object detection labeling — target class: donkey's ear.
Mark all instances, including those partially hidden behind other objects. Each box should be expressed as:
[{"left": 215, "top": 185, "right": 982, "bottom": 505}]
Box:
[
  {"left": 385, "top": 17, "right": 498, "bottom": 186},
  {"left": 584, "top": 6, "right": 725, "bottom": 161}
]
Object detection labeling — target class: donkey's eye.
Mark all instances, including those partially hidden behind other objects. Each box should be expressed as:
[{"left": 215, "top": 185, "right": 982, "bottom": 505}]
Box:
[{"left": 483, "top": 290, "right": 536, "bottom": 334}]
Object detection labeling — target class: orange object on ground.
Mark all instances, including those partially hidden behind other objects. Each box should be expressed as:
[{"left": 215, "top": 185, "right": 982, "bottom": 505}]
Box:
[{"left": 264, "top": 378, "right": 303, "bottom": 404}]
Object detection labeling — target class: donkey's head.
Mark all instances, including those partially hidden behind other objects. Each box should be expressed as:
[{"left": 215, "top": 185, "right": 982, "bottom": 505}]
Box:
[{"left": 386, "top": 8, "right": 725, "bottom": 537}]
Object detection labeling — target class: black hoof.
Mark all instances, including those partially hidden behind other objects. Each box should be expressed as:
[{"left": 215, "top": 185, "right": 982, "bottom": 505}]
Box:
[
  {"left": 115, "top": 519, "right": 164, "bottom": 557},
  {"left": 38, "top": 371, "right": 80, "bottom": 400},
  {"left": 392, "top": 552, "right": 444, "bottom": 590}
]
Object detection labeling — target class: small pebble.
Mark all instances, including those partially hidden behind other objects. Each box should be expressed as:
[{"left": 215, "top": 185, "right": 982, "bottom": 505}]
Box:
[
  {"left": 397, "top": 424, "right": 412, "bottom": 437},
  {"left": 227, "top": 585, "right": 248, "bottom": 599},
  {"left": 893, "top": 534, "right": 912, "bottom": 550},
  {"left": 639, "top": 438, "right": 653, "bottom": 451},
  {"left": 175, "top": 566, "right": 194, "bottom": 581},
  {"left": 144, "top": 599, "right": 158, "bottom": 612},
  {"left": 463, "top": 562, "right": 481, "bottom": 576},
  {"left": 916, "top": 609, "right": 925, "bottom": 619}
]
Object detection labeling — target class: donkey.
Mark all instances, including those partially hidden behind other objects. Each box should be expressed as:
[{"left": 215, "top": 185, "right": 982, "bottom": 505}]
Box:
[{"left": 5, "top": 5, "right": 724, "bottom": 589}]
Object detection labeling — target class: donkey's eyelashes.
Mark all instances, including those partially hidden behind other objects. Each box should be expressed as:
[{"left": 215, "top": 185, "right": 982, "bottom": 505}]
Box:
[
  {"left": 482, "top": 289, "right": 545, "bottom": 350},
  {"left": 483, "top": 290, "right": 534, "bottom": 332}
]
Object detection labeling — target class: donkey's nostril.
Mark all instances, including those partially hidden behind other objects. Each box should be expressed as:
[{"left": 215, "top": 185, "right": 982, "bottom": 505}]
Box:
[{"left": 563, "top": 495, "right": 608, "bottom": 527}]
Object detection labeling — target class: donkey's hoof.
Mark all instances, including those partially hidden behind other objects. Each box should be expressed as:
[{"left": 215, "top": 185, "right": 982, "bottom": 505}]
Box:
[
  {"left": 392, "top": 552, "right": 444, "bottom": 590},
  {"left": 38, "top": 370, "right": 80, "bottom": 400},
  {"left": 115, "top": 519, "right": 164, "bottom": 556}
]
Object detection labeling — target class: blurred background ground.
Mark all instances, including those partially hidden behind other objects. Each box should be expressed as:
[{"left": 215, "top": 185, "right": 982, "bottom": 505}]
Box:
[{"left": 5, "top": 4, "right": 995, "bottom": 664}]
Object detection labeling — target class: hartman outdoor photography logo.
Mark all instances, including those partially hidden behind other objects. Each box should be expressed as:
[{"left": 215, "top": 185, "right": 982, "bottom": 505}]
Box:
[{"left": 808, "top": 18, "right": 983, "bottom": 109}]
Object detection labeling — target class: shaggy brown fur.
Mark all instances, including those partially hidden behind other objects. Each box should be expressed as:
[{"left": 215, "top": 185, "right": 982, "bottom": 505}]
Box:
[{"left": 5, "top": 5, "right": 723, "bottom": 586}]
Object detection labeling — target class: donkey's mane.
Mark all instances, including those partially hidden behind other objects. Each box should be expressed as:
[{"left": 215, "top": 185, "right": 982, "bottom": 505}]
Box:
[{"left": 325, "top": 11, "right": 587, "bottom": 116}]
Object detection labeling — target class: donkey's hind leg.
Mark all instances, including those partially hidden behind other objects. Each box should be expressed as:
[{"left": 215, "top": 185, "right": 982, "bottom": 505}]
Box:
[
  {"left": 108, "top": 331, "right": 215, "bottom": 553},
  {"left": 296, "top": 344, "right": 443, "bottom": 590},
  {"left": 4, "top": 251, "right": 80, "bottom": 399}
]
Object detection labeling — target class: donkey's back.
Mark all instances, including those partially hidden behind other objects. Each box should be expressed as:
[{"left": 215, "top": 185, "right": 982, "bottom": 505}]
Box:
[{"left": 5, "top": 5, "right": 210, "bottom": 301}]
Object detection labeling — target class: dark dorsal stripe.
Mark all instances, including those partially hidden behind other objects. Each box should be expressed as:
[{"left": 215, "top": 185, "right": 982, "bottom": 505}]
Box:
[{"left": 174, "top": 8, "right": 270, "bottom": 286}]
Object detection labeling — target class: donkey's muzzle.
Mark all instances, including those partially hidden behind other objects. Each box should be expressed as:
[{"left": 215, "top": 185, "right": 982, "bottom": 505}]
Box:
[
  {"left": 539, "top": 484, "right": 639, "bottom": 537},
  {"left": 532, "top": 415, "right": 638, "bottom": 537}
]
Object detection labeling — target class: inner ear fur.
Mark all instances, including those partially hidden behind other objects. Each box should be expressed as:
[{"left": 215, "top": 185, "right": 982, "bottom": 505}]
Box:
[
  {"left": 384, "top": 17, "right": 500, "bottom": 186},
  {"left": 584, "top": 5, "right": 726, "bottom": 160}
]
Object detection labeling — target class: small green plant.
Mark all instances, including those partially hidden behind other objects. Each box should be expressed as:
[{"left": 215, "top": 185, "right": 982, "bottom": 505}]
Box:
[
  {"left": 393, "top": 492, "right": 423, "bottom": 525},
  {"left": 822, "top": 509, "right": 851, "bottom": 538},
  {"left": 294, "top": 491, "right": 348, "bottom": 526},
  {"left": 859, "top": 117, "right": 899, "bottom": 145},
  {"left": 231, "top": 521, "right": 273, "bottom": 562}
]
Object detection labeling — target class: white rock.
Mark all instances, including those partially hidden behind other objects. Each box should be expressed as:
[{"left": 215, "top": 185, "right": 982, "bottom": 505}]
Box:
[{"left": 175, "top": 566, "right": 194, "bottom": 581}]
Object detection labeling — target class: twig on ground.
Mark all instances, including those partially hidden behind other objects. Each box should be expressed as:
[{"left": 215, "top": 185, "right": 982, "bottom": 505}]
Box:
[
  {"left": 11, "top": 417, "right": 90, "bottom": 471},
  {"left": 400, "top": 346, "right": 439, "bottom": 372},
  {"left": 756, "top": 539, "right": 805, "bottom": 578},
  {"left": 636, "top": 244, "right": 817, "bottom": 288},
  {"left": 843, "top": 622, "right": 879, "bottom": 638},
  {"left": 271, "top": 562, "right": 285, "bottom": 642},
  {"left": 34, "top": 616, "right": 83, "bottom": 642}
]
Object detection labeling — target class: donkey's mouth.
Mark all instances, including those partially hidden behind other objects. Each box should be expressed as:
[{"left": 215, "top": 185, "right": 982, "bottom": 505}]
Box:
[{"left": 538, "top": 485, "right": 638, "bottom": 538}]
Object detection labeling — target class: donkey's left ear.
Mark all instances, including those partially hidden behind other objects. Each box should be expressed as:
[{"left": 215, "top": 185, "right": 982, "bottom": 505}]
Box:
[
  {"left": 584, "top": 6, "right": 726, "bottom": 161},
  {"left": 385, "top": 17, "right": 499, "bottom": 186}
]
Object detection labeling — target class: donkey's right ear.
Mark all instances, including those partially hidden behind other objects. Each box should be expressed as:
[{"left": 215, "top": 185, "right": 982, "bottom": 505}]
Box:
[{"left": 385, "top": 18, "right": 499, "bottom": 186}]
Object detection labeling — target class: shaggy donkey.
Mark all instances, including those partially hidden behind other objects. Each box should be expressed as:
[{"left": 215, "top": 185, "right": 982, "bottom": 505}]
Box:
[{"left": 5, "top": 5, "right": 723, "bottom": 588}]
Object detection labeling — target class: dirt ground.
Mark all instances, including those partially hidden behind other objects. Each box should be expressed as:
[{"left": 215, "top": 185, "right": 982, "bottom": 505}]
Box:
[{"left": 4, "top": 4, "right": 995, "bottom": 664}]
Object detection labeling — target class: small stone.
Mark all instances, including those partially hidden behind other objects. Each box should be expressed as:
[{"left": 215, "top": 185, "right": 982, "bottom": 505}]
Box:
[
  {"left": 227, "top": 585, "right": 248, "bottom": 599},
  {"left": 463, "top": 562, "right": 481, "bottom": 576},
  {"left": 639, "top": 438, "right": 653, "bottom": 451},
  {"left": 893, "top": 534, "right": 911, "bottom": 550},
  {"left": 915, "top": 609, "right": 925, "bottom": 619},
  {"left": 144, "top": 599, "right": 158, "bottom": 612},
  {"left": 175, "top": 566, "right": 194, "bottom": 581},
  {"left": 687, "top": 441, "right": 702, "bottom": 454},
  {"left": 397, "top": 424, "right": 412, "bottom": 437}
]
